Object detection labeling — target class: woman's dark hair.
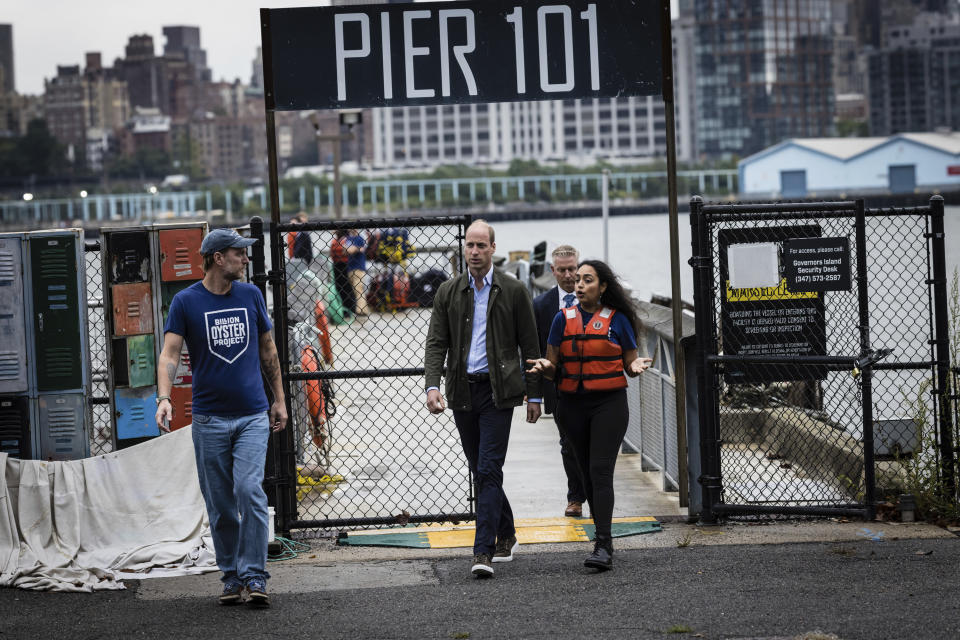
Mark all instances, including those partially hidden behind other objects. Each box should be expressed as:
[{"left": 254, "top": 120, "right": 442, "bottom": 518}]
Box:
[{"left": 578, "top": 259, "right": 640, "bottom": 339}]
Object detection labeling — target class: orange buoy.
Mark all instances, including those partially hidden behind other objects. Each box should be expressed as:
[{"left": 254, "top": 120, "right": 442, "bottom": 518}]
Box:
[
  {"left": 313, "top": 300, "right": 334, "bottom": 366},
  {"left": 300, "top": 345, "right": 327, "bottom": 448}
]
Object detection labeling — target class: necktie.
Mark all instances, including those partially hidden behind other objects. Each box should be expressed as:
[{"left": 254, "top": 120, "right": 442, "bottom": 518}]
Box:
[{"left": 563, "top": 293, "right": 576, "bottom": 308}]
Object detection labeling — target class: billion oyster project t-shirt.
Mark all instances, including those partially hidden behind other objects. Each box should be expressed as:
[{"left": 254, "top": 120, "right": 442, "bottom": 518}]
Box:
[{"left": 164, "top": 281, "right": 272, "bottom": 417}]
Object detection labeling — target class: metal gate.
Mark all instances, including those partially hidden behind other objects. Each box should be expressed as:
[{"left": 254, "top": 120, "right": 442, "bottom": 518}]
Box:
[
  {"left": 251, "top": 216, "right": 474, "bottom": 531},
  {"left": 690, "top": 196, "right": 955, "bottom": 521}
]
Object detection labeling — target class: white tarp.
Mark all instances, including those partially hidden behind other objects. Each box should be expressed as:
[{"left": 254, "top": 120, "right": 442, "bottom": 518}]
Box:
[{"left": 0, "top": 425, "right": 217, "bottom": 592}]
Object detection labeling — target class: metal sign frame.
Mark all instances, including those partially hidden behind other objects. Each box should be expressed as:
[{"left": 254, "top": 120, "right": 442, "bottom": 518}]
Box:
[{"left": 259, "top": 0, "right": 686, "bottom": 532}]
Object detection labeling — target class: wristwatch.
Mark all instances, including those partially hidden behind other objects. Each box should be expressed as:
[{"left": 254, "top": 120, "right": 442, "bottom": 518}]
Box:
[{"left": 156, "top": 395, "right": 171, "bottom": 405}]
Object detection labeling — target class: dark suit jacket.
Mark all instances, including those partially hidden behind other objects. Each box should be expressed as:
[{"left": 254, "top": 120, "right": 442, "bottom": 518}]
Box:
[{"left": 533, "top": 286, "right": 566, "bottom": 415}]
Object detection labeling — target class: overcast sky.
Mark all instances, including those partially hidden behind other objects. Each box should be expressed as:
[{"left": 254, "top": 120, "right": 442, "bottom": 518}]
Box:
[
  {"left": 7, "top": 0, "right": 680, "bottom": 95},
  {"left": 6, "top": 0, "right": 333, "bottom": 94}
]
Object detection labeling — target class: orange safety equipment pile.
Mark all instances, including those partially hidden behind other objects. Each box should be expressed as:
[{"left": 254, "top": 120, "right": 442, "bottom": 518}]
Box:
[{"left": 557, "top": 307, "right": 628, "bottom": 393}]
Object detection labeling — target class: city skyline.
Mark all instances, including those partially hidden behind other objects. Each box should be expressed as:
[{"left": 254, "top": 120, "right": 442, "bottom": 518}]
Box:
[{"left": 5, "top": 0, "right": 333, "bottom": 95}]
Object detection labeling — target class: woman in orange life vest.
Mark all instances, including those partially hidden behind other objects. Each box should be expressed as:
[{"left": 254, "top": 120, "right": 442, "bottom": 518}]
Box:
[{"left": 527, "top": 260, "right": 652, "bottom": 572}]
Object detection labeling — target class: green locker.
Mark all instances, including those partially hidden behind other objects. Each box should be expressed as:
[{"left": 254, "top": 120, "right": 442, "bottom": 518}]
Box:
[
  {"left": 126, "top": 334, "right": 156, "bottom": 388},
  {"left": 160, "top": 281, "right": 193, "bottom": 326},
  {"left": 30, "top": 233, "right": 83, "bottom": 392}
]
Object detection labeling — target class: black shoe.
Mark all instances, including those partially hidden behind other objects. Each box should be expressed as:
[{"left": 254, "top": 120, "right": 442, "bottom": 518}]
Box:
[
  {"left": 471, "top": 553, "right": 494, "bottom": 578},
  {"left": 493, "top": 535, "right": 519, "bottom": 563},
  {"left": 584, "top": 537, "right": 613, "bottom": 571}
]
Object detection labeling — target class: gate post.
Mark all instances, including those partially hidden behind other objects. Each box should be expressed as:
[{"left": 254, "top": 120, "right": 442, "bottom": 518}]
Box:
[
  {"left": 689, "top": 196, "right": 720, "bottom": 524},
  {"left": 929, "top": 195, "right": 956, "bottom": 502},
  {"left": 854, "top": 199, "right": 877, "bottom": 519},
  {"left": 250, "top": 216, "right": 295, "bottom": 536}
]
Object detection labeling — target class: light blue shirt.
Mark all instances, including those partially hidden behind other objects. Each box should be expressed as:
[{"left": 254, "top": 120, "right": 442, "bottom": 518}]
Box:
[{"left": 466, "top": 266, "right": 493, "bottom": 374}]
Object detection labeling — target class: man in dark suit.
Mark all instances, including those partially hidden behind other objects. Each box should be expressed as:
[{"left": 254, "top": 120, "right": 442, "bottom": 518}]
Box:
[{"left": 532, "top": 245, "right": 587, "bottom": 517}]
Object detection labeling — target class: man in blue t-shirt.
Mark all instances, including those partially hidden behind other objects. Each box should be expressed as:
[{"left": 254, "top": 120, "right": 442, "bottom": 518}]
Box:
[{"left": 154, "top": 227, "right": 287, "bottom": 609}]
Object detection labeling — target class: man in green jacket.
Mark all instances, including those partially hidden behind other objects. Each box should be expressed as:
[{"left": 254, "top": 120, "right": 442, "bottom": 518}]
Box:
[{"left": 425, "top": 219, "right": 541, "bottom": 579}]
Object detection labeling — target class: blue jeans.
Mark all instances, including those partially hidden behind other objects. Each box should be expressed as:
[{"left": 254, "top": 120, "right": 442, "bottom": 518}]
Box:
[
  {"left": 191, "top": 412, "right": 271, "bottom": 584},
  {"left": 452, "top": 381, "right": 515, "bottom": 556}
]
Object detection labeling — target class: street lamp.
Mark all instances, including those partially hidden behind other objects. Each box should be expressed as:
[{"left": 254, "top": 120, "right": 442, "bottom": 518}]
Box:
[
  {"left": 22, "top": 193, "right": 33, "bottom": 202},
  {"left": 149, "top": 185, "right": 158, "bottom": 195},
  {"left": 80, "top": 190, "right": 88, "bottom": 198}
]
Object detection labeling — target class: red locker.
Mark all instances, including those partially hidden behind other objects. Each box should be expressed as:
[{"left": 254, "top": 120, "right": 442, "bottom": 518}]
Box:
[
  {"left": 159, "top": 228, "right": 203, "bottom": 282},
  {"left": 169, "top": 385, "right": 193, "bottom": 431},
  {"left": 111, "top": 282, "right": 153, "bottom": 336}
]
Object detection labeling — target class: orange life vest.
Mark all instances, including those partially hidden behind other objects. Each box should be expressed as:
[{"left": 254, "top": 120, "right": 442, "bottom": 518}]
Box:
[
  {"left": 330, "top": 237, "right": 348, "bottom": 264},
  {"left": 286, "top": 231, "right": 297, "bottom": 259},
  {"left": 557, "top": 306, "right": 627, "bottom": 393}
]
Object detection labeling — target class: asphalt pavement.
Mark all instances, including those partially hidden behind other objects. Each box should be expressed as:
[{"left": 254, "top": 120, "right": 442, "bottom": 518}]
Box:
[{"left": 2, "top": 521, "right": 957, "bottom": 640}]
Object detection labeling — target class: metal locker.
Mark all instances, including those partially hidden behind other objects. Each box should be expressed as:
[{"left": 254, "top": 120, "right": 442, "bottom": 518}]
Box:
[
  {"left": 108, "top": 231, "right": 150, "bottom": 283},
  {"left": 0, "top": 396, "right": 30, "bottom": 459},
  {"left": 126, "top": 334, "right": 156, "bottom": 387},
  {"left": 111, "top": 338, "right": 130, "bottom": 387},
  {"left": 29, "top": 232, "right": 84, "bottom": 392},
  {"left": 0, "top": 236, "right": 28, "bottom": 394},
  {"left": 169, "top": 385, "right": 193, "bottom": 431},
  {"left": 111, "top": 282, "right": 153, "bottom": 336},
  {"left": 35, "top": 392, "right": 89, "bottom": 461},
  {"left": 174, "top": 347, "right": 192, "bottom": 385},
  {"left": 115, "top": 386, "right": 159, "bottom": 446},
  {"left": 159, "top": 228, "right": 203, "bottom": 282},
  {"left": 160, "top": 280, "right": 193, "bottom": 326}
]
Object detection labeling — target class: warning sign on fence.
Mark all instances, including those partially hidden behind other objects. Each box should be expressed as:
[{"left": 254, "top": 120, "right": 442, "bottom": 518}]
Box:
[{"left": 719, "top": 226, "right": 827, "bottom": 384}]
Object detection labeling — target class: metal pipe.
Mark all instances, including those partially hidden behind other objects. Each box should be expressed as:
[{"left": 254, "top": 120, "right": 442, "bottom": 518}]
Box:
[
  {"left": 711, "top": 504, "right": 869, "bottom": 518},
  {"left": 291, "top": 513, "right": 476, "bottom": 530},
  {"left": 689, "top": 195, "right": 719, "bottom": 525},
  {"left": 660, "top": 0, "right": 691, "bottom": 519},
  {"left": 854, "top": 199, "right": 876, "bottom": 519},
  {"left": 929, "top": 195, "right": 956, "bottom": 501}
]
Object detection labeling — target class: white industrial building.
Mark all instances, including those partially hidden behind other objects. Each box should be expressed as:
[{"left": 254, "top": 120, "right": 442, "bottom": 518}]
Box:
[{"left": 738, "top": 133, "right": 960, "bottom": 198}]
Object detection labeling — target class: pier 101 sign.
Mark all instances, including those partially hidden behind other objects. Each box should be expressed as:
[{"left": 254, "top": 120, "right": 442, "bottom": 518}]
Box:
[{"left": 261, "top": 0, "right": 663, "bottom": 111}]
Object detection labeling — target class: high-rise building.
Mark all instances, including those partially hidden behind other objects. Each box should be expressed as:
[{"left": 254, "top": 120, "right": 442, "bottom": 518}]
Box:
[
  {"left": 44, "top": 66, "right": 86, "bottom": 154},
  {"left": 868, "top": 11, "right": 960, "bottom": 135},
  {"left": 693, "top": 0, "right": 835, "bottom": 158},
  {"left": 0, "top": 24, "right": 13, "bottom": 94},
  {"left": 162, "top": 26, "right": 211, "bottom": 83},
  {"left": 250, "top": 47, "right": 263, "bottom": 93}
]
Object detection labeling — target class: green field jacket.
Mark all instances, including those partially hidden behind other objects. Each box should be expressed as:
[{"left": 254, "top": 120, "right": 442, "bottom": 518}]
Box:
[{"left": 424, "top": 268, "right": 541, "bottom": 411}]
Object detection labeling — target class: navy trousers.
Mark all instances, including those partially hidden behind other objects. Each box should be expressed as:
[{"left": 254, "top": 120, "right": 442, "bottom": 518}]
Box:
[{"left": 453, "top": 380, "right": 516, "bottom": 556}]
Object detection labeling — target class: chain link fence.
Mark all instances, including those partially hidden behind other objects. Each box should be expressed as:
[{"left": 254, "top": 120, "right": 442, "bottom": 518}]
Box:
[
  {"left": 84, "top": 240, "right": 113, "bottom": 456},
  {"left": 268, "top": 217, "right": 474, "bottom": 530},
  {"left": 691, "top": 197, "right": 954, "bottom": 519}
]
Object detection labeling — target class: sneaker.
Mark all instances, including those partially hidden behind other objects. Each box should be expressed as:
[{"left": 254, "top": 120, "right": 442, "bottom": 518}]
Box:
[
  {"left": 244, "top": 577, "right": 270, "bottom": 608},
  {"left": 471, "top": 553, "right": 494, "bottom": 578},
  {"left": 492, "top": 535, "right": 519, "bottom": 563},
  {"left": 218, "top": 578, "right": 244, "bottom": 606}
]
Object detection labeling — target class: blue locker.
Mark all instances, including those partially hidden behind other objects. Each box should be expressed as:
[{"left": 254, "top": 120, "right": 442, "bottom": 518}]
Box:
[{"left": 115, "top": 386, "right": 160, "bottom": 448}]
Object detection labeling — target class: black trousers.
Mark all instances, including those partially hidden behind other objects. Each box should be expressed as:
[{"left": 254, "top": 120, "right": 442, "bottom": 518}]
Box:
[
  {"left": 452, "top": 380, "right": 516, "bottom": 556},
  {"left": 332, "top": 262, "right": 354, "bottom": 313},
  {"left": 555, "top": 389, "right": 628, "bottom": 539}
]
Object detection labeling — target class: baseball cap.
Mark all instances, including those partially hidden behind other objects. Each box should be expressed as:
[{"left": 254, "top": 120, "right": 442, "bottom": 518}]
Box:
[{"left": 200, "top": 228, "right": 258, "bottom": 255}]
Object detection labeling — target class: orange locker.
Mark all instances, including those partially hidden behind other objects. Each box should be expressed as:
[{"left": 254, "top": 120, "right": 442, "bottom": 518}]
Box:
[
  {"left": 169, "top": 385, "right": 193, "bottom": 431},
  {"left": 159, "top": 228, "right": 203, "bottom": 282},
  {"left": 111, "top": 282, "right": 153, "bottom": 336}
]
